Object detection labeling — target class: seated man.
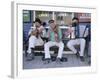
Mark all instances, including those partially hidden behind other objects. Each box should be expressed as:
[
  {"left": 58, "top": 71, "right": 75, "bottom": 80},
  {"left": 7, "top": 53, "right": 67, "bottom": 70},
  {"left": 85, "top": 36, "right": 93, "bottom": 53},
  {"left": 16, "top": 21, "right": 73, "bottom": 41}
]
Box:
[
  {"left": 44, "top": 20, "right": 64, "bottom": 64},
  {"left": 66, "top": 17, "right": 86, "bottom": 62},
  {"left": 27, "top": 18, "right": 45, "bottom": 61}
]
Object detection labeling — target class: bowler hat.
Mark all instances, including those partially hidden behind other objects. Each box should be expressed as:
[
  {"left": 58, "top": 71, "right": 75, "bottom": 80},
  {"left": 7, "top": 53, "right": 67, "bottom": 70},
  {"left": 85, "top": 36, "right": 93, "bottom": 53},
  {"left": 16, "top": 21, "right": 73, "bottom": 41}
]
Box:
[{"left": 33, "top": 18, "right": 42, "bottom": 24}]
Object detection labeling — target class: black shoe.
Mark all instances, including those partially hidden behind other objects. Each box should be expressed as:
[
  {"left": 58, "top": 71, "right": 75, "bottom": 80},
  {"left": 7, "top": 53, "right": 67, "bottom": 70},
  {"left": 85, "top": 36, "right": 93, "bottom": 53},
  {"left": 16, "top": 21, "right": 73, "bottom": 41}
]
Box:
[
  {"left": 44, "top": 58, "right": 51, "bottom": 64},
  {"left": 51, "top": 56, "right": 56, "bottom": 61},
  {"left": 56, "top": 58, "right": 62, "bottom": 64},
  {"left": 60, "top": 57, "right": 68, "bottom": 62},
  {"left": 76, "top": 52, "right": 79, "bottom": 58},
  {"left": 26, "top": 53, "right": 34, "bottom": 61},
  {"left": 80, "top": 56, "right": 85, "bottom": 62}
]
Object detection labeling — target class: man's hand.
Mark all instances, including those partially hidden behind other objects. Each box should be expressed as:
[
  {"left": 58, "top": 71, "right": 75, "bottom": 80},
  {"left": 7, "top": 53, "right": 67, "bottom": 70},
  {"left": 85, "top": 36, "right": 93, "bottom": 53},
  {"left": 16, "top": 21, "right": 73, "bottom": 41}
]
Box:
[
  {"left": 31, "top": 30, "right": 37, "bottom": 35},
  {"left": 64, "top": 28, "right": 73, "bottom": 37},
  {"left": 37, "top": 27, "right": 44, "bottom": 33}
]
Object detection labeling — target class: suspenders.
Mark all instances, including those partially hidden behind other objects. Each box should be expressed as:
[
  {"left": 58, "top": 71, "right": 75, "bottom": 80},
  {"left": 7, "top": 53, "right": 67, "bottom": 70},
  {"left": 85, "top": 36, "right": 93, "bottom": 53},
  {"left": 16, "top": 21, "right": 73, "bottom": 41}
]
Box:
[
  {"left": 72, "top": 24, "right": 90, "bottom": 39},
  {"left": 82, "top": 26, "right": 87, "bottom": 38},
  {"left": 75, "top": 25, "right": 80, "bottom": 38},
  {"left": 82, "top": 24, "right": 90, "bottom": 38},
  {"left": 82, "top": 24, "right": 91, "bottom": 42}
]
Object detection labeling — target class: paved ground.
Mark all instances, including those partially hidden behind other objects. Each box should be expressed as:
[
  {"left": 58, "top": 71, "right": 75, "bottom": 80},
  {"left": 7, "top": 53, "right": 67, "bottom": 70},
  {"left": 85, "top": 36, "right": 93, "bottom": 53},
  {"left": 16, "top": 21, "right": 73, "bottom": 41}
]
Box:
[{"left": 23, "top": 53, "right": 90, "bottom": 69}]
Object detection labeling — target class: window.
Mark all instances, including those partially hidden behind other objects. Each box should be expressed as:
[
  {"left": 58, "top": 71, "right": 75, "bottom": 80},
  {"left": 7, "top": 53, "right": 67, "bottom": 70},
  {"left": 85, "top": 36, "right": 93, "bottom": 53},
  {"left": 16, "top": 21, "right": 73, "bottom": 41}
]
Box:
[
  {"left": 74, "top": 13, "right": 91, "bottom": 23},
  {"left": 36, "top": 11, "right": 52, "bottom": 27},
  {"left": 23, "top": 10, "right": 31, "bottom": 23},
  {"left": 55, "top": 12, "right": 72, "bottom": 26}
]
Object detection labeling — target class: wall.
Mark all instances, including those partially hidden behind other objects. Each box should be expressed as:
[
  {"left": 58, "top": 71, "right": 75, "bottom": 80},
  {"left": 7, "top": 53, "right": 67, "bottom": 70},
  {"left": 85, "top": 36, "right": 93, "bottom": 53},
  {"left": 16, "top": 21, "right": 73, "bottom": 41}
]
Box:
[{"left": 0, "top": 0, "right": 99, "bottom": 80}]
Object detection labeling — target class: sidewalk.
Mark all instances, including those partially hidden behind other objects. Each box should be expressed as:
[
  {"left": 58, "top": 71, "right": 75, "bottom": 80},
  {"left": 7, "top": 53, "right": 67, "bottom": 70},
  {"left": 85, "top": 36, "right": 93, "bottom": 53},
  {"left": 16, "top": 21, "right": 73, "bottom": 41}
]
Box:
[{"left": 23, "top": 54, "right": 90, "bottom": 69}]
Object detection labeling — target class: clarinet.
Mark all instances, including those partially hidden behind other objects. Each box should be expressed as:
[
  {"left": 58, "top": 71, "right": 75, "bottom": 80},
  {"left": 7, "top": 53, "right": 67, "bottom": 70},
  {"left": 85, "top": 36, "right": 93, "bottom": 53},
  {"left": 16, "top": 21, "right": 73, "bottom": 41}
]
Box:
[
  {"left": 35, "top": 28, "right": 39, "bottom": 38},
  {"left": 53, "top": 26, "right": 60, "bottom": 42}
]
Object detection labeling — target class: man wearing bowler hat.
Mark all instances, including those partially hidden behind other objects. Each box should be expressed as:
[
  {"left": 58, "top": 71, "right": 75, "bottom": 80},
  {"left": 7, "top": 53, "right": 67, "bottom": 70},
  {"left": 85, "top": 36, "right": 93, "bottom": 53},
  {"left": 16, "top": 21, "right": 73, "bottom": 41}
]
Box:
[{"left": 27, "top": 18, "right": 45, "bottom": 61}]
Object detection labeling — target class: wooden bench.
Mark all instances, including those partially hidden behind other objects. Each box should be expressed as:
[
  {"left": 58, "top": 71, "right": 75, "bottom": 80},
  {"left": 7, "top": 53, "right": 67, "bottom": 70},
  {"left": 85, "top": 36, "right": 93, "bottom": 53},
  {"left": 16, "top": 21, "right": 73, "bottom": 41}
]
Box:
[
  {"left": 24, "top": 39, "right": 80, "bottom": 57},
  {"left": 24, "top": 39, "right": 80, "bottom": 62}
]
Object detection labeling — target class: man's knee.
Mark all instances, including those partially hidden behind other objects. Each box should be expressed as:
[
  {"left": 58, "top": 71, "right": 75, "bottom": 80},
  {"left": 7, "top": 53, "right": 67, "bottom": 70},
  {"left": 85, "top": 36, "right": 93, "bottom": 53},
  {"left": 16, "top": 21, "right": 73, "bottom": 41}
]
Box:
[
  {"left": 81, "top": 39, "right": 86, "bottom": 43},
  {"left": 60, "top": 42, "right": 64, "bottom": 48},
  {"left": 67, "top": 41, "right": 72, "bottom": 48},
  {"left": 32, "top": 36, "right": 36, "bottom": 38}
]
